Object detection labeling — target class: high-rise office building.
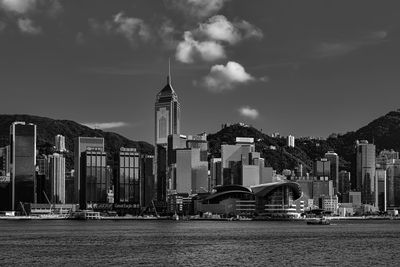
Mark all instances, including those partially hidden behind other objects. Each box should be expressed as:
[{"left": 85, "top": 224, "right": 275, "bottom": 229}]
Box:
[
  {"left": 140, "top": 154, "right": 154, "bottom": 208},
  {"left": 383, "top": 159, "right": 400, "bottom": 210},
  {"left": 375, "top": 169, "right": 387, "bottom": 212},
  {"left": 338, "top": 170, "right": 351, "bottom": 203},
  {"left": 314, "top": 158, "right": 331, "bottom": 179},
  {"left": 155, "top": 74, "right": 180, "bottom": 201},
  {"left": 356, "top": 140, "right": 376, "bottom": 205},
  {"left": 166, "top": 133, "right": 208, "bottom": 195},
  {"left": 48, "top": 153, "right": 65, "bottom": 204},
  {"left": 210, "top": 158, "right": 222, "bottom": 188},
  {"left": 114, "top": 148, "right": 141, "bottom": 210},
  {"left": 220, "top": 137, "right": 272, "bottom": 187},
  {"left": 186, "top": 134, "right": 208, "bottom": 161},
  {"left": 74, "top": 137, "right": 104, "bottom": 203},
  {"left": 325, "top": 151, "right": 339, "bottom": 192},
  {"left": 174, "top": 148, "right": 208, "bottom": 194},
  {"left": 10, "top": 122, "right": 37, "bottom": 211},
  {"left": 65, "top": 170, "right": 75, "bottom": 204},
  {"left": 287, "top": 135, "right": 295, "bottom": 148},
  {"left": 35, "top": 154, "right": 49, "bottom": 204},
  {"left": 80, "top": 149, "right": 111, "bottom": 209},
  {"left": 55, "top": 134, "right": 66, "bottom": 152}
]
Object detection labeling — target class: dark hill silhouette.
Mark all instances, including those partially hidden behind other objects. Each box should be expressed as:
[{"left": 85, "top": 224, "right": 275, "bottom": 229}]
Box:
[{"left": 0, "top": 114, "right": 153, "bottom": 170}]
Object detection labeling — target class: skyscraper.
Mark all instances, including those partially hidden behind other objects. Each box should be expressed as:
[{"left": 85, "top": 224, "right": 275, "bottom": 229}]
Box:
[
  {"left": 114, "top": 148, "right": 141, "bottom": 210},
  {"left": 314, "top": 158, "right": 331, "bottom": 179},
  {"left": 287, "top": 135, "right": 295, "bottom": 148},
  {"left": 140, "top": 154, "right": 154, "bottom": 208},
  {"left": 55, "top": 134, "right": 66, "bottom": 152},
  {"left": 325, "top": 151, "right": 339, "bottom": 192},
  {"left": 154, "top": 73, "right": 180, "bottom": 201},
  {"left": 80, "top": 149, "right": 111, "bottom": 209},
  {"left": 356, "top": 140, "right": 376, "bottom": 205},
  {"left": 74, "top": 137, "right": 104, "bottom": 203},
  {"left": 10, "top": 122, "right": 37, "bottom": 210},
  {"left": 48, "top": 153, "right": 66, "bottom": 204}
]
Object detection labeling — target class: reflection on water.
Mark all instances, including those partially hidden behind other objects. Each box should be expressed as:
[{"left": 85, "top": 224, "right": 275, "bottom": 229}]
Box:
[{"left": 0, "top": 220, "right": 399, "bottom": 266}]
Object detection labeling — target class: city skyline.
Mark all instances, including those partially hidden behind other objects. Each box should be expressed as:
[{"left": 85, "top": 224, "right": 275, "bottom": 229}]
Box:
[{"left": 1, "top": 1, "right": 400, "bottom": 143}]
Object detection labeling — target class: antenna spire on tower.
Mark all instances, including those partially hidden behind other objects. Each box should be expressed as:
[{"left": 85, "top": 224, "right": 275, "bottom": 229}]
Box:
[{"left": 167, "top": 57, "right": 171, "bottom": 84}]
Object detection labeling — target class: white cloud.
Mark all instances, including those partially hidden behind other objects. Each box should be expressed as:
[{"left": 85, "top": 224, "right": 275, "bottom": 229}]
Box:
[
  {"left": 0, "top": 0, "right": 36, "bottom": 14},
  {"left": 238, "top": 106, "right": 259, "bottom": 119},
  {"left": 167, "top": 0, "right": 229, "bottom": 20},
  {"left": 202, "top": 61, "right": 255, "bottom": 92},
  {"left": 0, "top": 0, "right": 62, "bottom": 35},
  {"left": 113, "top": 12, "right": 151, "bottom": 43},
  {"left": 18, "top": 18, "right": 42, "bottom": 35},
  {"left": 176, "top": 31, "right": 225, "bottom": 63},
  {"left": 175, "top": 15, "right": 263, "bottom": 63},
  {"left": 88, "top": 12, "right": 151, "bottom": 47},
  {"left": 198, "top": 15, "right": 263, "bottom": 45},
  {"left": 0, "top": 0, "right": 62, "bottom": 15},
  {"left": 83, "top": 122, "right": 130, "bottom": 130}
]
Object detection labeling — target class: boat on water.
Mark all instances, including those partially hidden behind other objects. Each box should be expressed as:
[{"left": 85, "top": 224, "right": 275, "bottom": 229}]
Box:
[
  {"left": 172, "top": 213, "right": 179, "bottom": 221},
  {"left": 307, "top": 217, "right": 331, "bottom": 225}
]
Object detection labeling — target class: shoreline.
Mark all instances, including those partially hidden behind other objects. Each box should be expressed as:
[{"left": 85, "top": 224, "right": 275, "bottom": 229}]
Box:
[{"left": 0, "top": 216, "right": 399, "bottom": 221}]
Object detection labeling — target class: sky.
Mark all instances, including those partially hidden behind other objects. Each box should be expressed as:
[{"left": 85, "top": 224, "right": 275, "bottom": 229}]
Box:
[{"left": 1, "top": 0, "right": 400, "bottom": 143}]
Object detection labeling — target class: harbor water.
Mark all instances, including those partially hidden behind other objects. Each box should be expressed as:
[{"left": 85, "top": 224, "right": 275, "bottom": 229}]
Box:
[{"left": 0, "top": 220, "right": 399, "bottom": 266}]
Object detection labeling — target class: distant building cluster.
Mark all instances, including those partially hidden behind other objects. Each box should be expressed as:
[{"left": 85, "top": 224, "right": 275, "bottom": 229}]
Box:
[{"left": 0, "top": 73, "right": 399, "bottom": 218}]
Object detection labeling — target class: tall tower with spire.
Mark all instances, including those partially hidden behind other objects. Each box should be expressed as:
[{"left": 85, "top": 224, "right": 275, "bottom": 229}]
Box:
[{"left": 154, "top": 63, "right": 181, "bottom": 202}]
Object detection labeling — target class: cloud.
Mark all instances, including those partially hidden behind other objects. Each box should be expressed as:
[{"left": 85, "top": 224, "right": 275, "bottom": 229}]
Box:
[
  {"left": 17, "top": 18, "right": 42, "bottom": 35},
  {"left": 88, "top": 12, "right": 151, "bottom": 47},
  {"left": 198, "top": 15, "right": 263, "bottom": 45},
  {"left": 176, "top": 31, "right": 226, "bottom": 63},
  {"left": 166, "top": 0, "right": 229, "bottom": 20},
  {"left": 202, "top": 61, "right": 255, "bottom": 92},
  {"left": 82, "top": 122, "right": 130, "bottom": 130},
  {"left": 315, "top": 30, "right": 388, "bottom": 58},
  {"left": 158, "top": 19, "right": 179, "bottom": 49},
  {"left": 113, "top": 12, "right": 151, "bottom": 43},
  {"left": 238, "top": 106, "right": 259, "bottom": 119},
  {"left": 0, "top": 0, "right": 62, "bottom": 35},
  {"left": 175, "top": 15, "right": 263, "bottom": 63},
  {"left": 0, "top": 0, "right": 62, "bottom": 16},
  {"left": 0, "top": 0, "right": 36, "bottom": 14}
]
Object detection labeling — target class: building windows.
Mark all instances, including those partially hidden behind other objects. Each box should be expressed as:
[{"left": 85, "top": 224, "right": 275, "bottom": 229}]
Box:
[{"left": 159, "top": 116, "right": 167, "bottom": 139}]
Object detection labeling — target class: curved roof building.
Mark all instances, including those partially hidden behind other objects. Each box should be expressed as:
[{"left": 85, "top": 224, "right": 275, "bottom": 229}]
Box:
[
  {"left": 197, "top": 182, "right": 302, "bottom": 217},
  {"left": 251, "top": 181, "right": 302, "bottom": 217}
]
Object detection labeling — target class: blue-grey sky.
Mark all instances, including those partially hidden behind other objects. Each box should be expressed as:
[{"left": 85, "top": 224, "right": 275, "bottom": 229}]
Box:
[{"left": 1, "top": 0, "right": 400, "bottom": 143}]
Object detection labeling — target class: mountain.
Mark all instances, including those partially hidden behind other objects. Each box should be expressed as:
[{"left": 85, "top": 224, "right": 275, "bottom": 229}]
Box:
[
  {"left": 2, "top": 109, "right": 400, "bottom": 175},
  {"left": 0, "top": 114, "right": 154, "bottom": 170},
  {"left": 208, "top": 110, "right": 400, "bottom": 174}
]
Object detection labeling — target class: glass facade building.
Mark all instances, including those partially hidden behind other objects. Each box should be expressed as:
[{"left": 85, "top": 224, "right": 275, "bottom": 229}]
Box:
[
  {"left": 74, "top": 137, "right": 104, "bottom": 203},
  {"left": 80, "top": 149, "right": 111, "bottom": 209},
  {"left": 356, "top": 140, "right": 376, "bottom": 205},
  {"left": 10, "top": 122, "right": 36, "bottom": 211},
  {"left": 154, "top": 76, "right": 181, "bottom": 202},
  {"left": 140, "top": 154, "right": 154, "bottom": 208},
  {"left": 115, "top": 148, "right": 140, "bottom": 205}
]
